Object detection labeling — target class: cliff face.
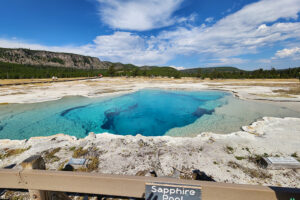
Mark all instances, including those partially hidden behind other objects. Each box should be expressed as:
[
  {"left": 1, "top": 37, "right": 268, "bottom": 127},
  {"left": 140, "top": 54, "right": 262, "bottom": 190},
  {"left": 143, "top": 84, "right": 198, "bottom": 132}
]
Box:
[{"left": 0, "top": 48, "right": 109, "bottom": 69}]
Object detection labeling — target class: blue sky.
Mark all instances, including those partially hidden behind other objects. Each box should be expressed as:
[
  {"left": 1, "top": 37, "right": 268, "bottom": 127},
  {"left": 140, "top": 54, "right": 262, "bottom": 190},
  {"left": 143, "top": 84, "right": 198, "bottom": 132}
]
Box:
[{"left": 0, "top": 0, "right": 300, "bottom": 70}]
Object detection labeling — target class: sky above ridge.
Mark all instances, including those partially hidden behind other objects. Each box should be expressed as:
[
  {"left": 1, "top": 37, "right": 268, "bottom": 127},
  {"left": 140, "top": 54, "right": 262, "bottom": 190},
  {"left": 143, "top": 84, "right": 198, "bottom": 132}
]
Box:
[{"left": 0, "top": 0, "right": 300, "bottom": 70}]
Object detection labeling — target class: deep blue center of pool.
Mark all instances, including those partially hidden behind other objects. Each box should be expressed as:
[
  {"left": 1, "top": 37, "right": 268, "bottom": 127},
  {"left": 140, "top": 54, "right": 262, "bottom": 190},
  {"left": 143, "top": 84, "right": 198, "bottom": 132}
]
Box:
[
  {"left": 0, "top": 90, "right": 227, "bottom": 139},
  {"left": 60, "top": 90, "right": 225, "bottom": 136}
]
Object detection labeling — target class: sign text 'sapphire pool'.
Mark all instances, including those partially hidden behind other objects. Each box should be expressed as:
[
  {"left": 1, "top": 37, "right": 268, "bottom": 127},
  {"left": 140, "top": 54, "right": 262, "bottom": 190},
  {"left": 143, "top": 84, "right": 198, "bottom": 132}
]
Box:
[{"left": 145, "top": 182, "right": 202, "bottom": 200}]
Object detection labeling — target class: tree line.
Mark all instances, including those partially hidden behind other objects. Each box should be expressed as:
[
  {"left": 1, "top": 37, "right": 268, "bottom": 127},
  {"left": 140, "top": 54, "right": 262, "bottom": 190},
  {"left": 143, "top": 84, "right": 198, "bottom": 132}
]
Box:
[{"left": 0, "top": 61, "right": 299, "bottom": 79}]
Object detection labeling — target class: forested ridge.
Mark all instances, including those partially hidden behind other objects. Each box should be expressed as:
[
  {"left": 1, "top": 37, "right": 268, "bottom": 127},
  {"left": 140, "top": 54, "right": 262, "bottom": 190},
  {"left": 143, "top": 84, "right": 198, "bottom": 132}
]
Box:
[
  {"left": 1, "top": 61, "right": 299, "bottom": 79},
  {"left": 0, "top": 48, "right": 299, "bottom": 79}
]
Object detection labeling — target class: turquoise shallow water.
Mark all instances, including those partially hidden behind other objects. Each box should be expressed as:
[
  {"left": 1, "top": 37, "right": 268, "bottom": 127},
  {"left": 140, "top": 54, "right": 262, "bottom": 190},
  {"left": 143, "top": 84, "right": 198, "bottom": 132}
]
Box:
[{"left": 0, "top": 89, "right": 300, "bottom": 139}]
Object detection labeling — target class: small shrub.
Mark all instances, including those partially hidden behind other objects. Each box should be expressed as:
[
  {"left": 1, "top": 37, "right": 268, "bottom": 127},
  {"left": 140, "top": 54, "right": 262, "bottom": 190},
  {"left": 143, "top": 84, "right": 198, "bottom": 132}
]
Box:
[
  {"left": 243, "top": 168, "right": 272, "bottom": 179},
  {"left": 228, "top": 161, "right": 272, "bottom": 179},
  {"left": 4, "top": 146, "right": 31, "bottom": 158},
  {"left": 72, "top": 147, "right": 88, "bottom": 158},
  {"left": 76, "top": 167, "right": 88, "bottom": 172},
  {"left": 263, "top": 153, "right": 269, "bottom": 157},
  {"left": 57, "top": 160, "right": 68, "bottom": 171},
  {"left": 225, "top": 146, "right": 234, "bottom": 154},
  {"left": 86, "top": 157, "right": 99, "bottom": 172},
  {"left": 45, "top": 147, "right": 61, "bottom": 163},
  {"left": 69, "top": 146, "right": 76, "bottom": 151},
  {"left": 291, "top": 152, "right": 298, "bottom": 158},
  {"left": 248, "top": 154, "right": 265, "bottom": 166},
  {"left": 228, "top": 161, "right": 239, "bottom": 169},
  {"left": 235, "top": 156, "right": 245, "bottom": 160},
  {"left": 245, "top": 147, "right": 250, "bottom": 153}
]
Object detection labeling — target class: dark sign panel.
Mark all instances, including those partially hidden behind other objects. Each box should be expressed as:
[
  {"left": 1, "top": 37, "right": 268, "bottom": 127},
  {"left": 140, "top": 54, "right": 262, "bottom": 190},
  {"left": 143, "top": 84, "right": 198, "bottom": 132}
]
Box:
[{"left": 145, "top": 182, "right": 202, "bottom": 200}]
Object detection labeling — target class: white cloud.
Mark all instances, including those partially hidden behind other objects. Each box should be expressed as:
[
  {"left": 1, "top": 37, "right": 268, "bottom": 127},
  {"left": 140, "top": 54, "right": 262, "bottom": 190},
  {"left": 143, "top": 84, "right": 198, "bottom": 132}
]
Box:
[
  {"left": 158, "top": 0, "right": 300, "bottom": 58},
  {"left": 170, "top": 66, "right": 185, "bottom": 70},
  {"left": 1, "top": 0, "right": 300, "bottom": 68},
  {"left": 0, "top": 32, "right": 172, "bottom": 66},
  {"left": 86, "top": 32, "right": 172, "bottom": 65},
  {"left": 205, "top": 17, "right": 214, "bottom": 23},
  {"left": 97, "top": 0, "right": 183, "bottom": 31},
  {"left": 257, "top": 59, "right": 271, "bottom": 64},
  {"left": 275, "top": 47, "right": 300, "bottom": 58},
  {"left": 0, "top": 38, "right": 85, "bottom": 55},
  {"left": 177, "top": 13, "right": 197, "bottom": 24},
  {"left": 206, "top": 58, "right": 248, "bottom": 66}
]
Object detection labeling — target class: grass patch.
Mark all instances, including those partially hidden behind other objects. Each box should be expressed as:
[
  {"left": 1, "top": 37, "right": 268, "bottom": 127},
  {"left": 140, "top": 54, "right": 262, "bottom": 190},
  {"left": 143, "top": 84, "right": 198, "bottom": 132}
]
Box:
[
  {"left": 69, "top": 146, "right": 76, "bottom": 151},
  {"left": 248, "top": 153, "right": 269, "bottom": 166},
  {"left": 57, "top": 160, "right": 68, "bottom": 171},
  {"left": 74, "top": 157, "right": 100, "bottom": 172},
  {"left": 86, "top": 156, "right": 99, "bottom": 172},
  {"left": 0, "top": 152, "right": 5, "bottom": 159},
  {"left": 291, "top": 152, "right": 300, "bottom": 162},
  {"left": 273, "top": 86, "right": 300, "bottom": 95},
  {"left": 72, "top": 147, "right": 88, "bottom": 158},
  {"left": 228, "top": 161, "right": 272, "bottom": 179},
  {"left": 291, "top": 152, "right": 298, "bottom": 158},
  {"left": 242, "top": 147, "right": 251, "bottom": 154},
  {"left": 44, "top": 147, "right": 61, "bottom": 163},
  {"left": 3, "top": 190, "right": 28, "bottom": 200},
  {"left": 1, "top": 146, "right": 31, "bottom": 159},
  {"left": 235, "top": 156, "right": 246, "bottom": 160},
  {"left": 225, "top": 146, "right": 234, "bottom": 154}
]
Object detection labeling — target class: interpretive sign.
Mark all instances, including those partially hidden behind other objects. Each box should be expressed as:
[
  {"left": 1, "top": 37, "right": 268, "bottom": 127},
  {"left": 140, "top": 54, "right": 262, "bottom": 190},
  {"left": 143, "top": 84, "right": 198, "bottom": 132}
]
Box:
[
  {"left": 267, "top": 157, "right": 299, "bottom": 164},
  {"left": 68, "top": 158, "right": 86, "bottom": 165},
  {"left": 263, "top": 157, "right": 300, "bottom": 169},
  {"left": 145, "top": 182, "right": 201, "bottom": 200}
]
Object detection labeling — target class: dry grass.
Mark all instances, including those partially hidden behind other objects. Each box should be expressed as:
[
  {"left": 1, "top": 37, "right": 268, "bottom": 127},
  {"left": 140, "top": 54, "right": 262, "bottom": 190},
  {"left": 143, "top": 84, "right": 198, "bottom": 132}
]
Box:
[
  {"left": 69, "top": 146, "right": 76, "bottom": 151},
  {"left": 273, "top": 86, "right": 300, "bottom": 95},
  {"left": 44, "top": 147, "right": 61, "bottom": 163},
  {"left": 225, "top": 146, "right": 235, "bottom": 154},
  {"left": 57, "top": 160, "right": 69, "bottom": 171},
  {"left": 235, "top": 156, "right": 246, "bottom": 160},
  {"left": 291, "top": 152, "right": 300, "bottom": 162},
  {"left": 251, "top": 93, "right": 296, "bottom": 98},
  {"left": 75, "top": 157, "right": 99, "bottom": 172},
  {"left": 93, "top": 88, "right": 131, "bottom": 94},
  {"left": 227, "top": 161, "right": 272, "bottom": 179},
  {"left": 72, "top": 147, "right": 88, "bottom": 158},
  {"left": 87, "top": 156, "right": 100, "bottom": 171},
  {"left": 2, "top": 190, "right": 29, "bottom": 200},
  {"left": 247, "top": 153, "right": 269, "bottom": 166},
  {"left": 211, "top": 82, "right": 299, "bottom": 87},
  {"left": 0, "top": 146, "right": 31, "bottom": 159},
  {"left": 0, "top": 77, "right": 89, "bottom": 85}
]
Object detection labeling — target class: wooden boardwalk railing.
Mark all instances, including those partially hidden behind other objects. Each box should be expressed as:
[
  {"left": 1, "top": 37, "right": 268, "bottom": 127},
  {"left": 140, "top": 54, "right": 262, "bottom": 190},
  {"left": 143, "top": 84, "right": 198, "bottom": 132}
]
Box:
[{"left": 0, "top": 155, "right": 299, "bottom": 200}]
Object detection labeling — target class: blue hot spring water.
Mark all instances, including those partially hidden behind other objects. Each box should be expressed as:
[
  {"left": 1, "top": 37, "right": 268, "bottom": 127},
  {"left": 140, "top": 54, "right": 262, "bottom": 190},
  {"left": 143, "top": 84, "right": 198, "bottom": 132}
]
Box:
[
  {"left": 1, "top": 89, "right": 300, "bottom": 140},
  {"left": 0, "top": 90, "right": 226, "bottom": 139}
]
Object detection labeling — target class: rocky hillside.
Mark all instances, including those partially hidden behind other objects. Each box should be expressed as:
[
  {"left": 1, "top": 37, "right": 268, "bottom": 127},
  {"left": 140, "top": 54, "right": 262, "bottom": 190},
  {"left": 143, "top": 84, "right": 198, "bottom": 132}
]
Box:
[{"left": 0, "top": 48, "right": 109, "bottom": 69}]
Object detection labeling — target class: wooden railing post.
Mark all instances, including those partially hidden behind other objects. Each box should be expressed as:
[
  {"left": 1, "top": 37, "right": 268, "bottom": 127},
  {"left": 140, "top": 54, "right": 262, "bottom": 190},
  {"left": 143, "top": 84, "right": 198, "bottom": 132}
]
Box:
[
  {"left": 21, "top": 155, "right": 49, "bottom": 200},
  {"left": 21, "top": 155, "right": 71, "bottom": 200}
]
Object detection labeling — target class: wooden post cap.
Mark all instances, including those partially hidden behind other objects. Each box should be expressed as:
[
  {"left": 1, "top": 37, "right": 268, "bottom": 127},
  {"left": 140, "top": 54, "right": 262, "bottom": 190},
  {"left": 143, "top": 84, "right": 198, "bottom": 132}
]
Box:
[{"left": 21, "top": 155, "right": 45, "bottom": 170}]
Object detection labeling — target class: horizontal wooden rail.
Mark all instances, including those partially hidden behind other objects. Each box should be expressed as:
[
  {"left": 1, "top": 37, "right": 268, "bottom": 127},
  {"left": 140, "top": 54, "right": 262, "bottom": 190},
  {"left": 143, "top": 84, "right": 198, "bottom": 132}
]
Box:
[{"left": 0, "top": 169, "right": 299, "bottom": 200}]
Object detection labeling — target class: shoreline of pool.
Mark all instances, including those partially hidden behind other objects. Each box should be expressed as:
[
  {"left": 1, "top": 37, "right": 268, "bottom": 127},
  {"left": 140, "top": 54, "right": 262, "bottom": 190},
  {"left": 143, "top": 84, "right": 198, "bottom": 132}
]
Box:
[{"left": 0, "top": 116, "right": 299, "bottom": 188}]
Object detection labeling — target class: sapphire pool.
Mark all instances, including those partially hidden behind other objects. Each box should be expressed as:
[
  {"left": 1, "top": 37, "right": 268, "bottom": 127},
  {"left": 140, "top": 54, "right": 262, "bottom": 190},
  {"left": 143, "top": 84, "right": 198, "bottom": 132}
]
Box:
[{"left": 0, "top": 89, "right": 300, "bottom": 140}]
